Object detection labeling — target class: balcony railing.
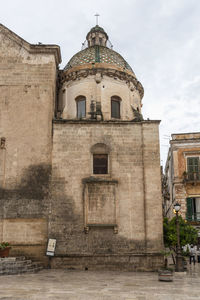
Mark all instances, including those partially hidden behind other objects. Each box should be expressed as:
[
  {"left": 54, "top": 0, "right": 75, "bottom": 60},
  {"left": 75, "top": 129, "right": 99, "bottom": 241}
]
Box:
[
  {"left": 183, "top": 172, "right": 200, "bottom": 182},
  {"left": 186, "top": 213, "right": 200, "bottom": 222}
]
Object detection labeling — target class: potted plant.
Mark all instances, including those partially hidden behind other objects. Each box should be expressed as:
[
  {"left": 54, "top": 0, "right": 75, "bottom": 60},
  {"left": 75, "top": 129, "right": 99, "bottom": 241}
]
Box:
[
  {"left": 158, "top": 250, "right": 174, "bottom": 282},
  {"left": 0, "top": 242, "right": 11, "bottom": 258}
]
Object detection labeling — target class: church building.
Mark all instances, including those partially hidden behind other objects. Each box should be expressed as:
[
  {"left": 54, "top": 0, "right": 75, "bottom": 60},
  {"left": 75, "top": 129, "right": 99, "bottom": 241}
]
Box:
[{"left": 0, "top": 23, "right": 163, "bottom": 270}]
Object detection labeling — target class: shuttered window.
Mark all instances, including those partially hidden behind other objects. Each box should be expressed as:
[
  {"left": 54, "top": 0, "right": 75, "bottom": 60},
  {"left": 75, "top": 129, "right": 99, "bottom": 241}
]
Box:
[
  {"left": 186, "top": 197, "right": 200, "bottom": 221},
  {"left": 186, "top": 198, "right": 193, "bottom": 221},
  {"left": 187, "top": 157, "right": 199, "bottom": 173},
  {"left": 187, "top": 157, "right": 199, "bottom": 180}
]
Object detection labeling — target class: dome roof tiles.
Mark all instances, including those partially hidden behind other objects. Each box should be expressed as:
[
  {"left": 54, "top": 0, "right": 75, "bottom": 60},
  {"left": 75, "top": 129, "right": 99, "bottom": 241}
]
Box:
[{"left": 64, "top": 46, "right": 134, "bottom": 73}]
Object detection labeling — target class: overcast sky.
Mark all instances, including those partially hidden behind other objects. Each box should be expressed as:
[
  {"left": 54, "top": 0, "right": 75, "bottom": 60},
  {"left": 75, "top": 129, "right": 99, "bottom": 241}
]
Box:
[{"left": 1, "top": 0, "right": 200, "bottom": 165}]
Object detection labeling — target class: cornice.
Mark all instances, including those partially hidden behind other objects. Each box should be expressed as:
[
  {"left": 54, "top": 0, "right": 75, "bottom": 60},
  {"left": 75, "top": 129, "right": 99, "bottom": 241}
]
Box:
[
  {"left": 53, "top": 119, "right": 160, "bottom": 125},
  {"left": 0, "top": 23, "right": 61, "bottom": 65},
  {"left": 60, "top": 64, "right": 144, "bottom": 99}
]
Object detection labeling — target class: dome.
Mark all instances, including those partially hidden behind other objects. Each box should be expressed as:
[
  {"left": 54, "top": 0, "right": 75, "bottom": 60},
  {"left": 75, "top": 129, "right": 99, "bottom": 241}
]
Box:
[
  {"left": 64, "top": 25, "right": 135, "bottom": 74},
  {"left": 64, "top": 46, "right": 134, "bottom": 73}
]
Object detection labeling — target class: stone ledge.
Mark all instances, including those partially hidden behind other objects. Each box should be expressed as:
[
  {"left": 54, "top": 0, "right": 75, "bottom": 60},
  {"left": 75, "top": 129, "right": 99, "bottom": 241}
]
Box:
[{"left": 53, "top": 119, "right": 161, "bottom": 125}]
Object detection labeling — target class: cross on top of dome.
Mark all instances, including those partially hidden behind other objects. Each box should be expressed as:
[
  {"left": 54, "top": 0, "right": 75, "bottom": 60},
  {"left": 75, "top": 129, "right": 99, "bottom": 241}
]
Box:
[
  {"left": 86, "top": 16, "right": 108, "bottom": 47},
  {"left": 94, "top": 13, "right": 100, "bottom": 25}
]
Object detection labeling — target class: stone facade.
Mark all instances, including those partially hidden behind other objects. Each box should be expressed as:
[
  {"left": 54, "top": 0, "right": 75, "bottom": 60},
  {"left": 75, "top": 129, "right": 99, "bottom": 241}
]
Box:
[
  {"left": 164, "top": 133, "right": 200, "bottom": 232},
  {"left": 0, "top": 24, "right": 61, "bottom": 263},
  {"left": 49, "top": 121, "right": 163, "bottom": 269},
  {"left": 0, "top": 23, "right": 163, "bottom": 270}
]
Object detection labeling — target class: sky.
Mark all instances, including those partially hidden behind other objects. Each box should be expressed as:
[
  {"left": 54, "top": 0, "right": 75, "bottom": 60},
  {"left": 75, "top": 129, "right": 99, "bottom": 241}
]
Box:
[{"left": 1, "top": 0, "right": 200, "bottom": 165}]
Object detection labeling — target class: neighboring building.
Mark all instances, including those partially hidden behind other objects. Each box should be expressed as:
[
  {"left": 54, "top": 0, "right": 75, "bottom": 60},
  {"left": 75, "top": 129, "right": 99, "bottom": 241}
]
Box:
[
  {"left": 0, "top": 23, "right": 163, "bottom": 270},
  {"left": 164, "top": 133, "right": 200, "bottom": 231}
]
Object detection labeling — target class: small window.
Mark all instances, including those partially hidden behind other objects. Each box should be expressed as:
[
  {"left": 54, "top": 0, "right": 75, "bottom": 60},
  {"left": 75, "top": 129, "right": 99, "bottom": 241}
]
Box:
[
  {"left": 111, "top": 96, "right": 121, "bottom": 118},
  {"left": 76, "top": 96, "right": 86, "bottom": 118},
  {"left": 93, "top": 154, "right": 108, "bottom": 174}
]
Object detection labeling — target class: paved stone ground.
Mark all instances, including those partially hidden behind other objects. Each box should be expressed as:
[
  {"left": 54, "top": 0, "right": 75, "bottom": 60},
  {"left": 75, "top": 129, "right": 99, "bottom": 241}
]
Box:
[{"left": 0, "top": 263, "right": 200, "bottom": 300}]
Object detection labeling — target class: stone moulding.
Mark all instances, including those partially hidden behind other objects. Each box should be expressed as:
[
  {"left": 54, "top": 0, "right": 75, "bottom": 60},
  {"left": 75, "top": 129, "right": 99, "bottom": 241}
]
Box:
[
  {"left": 84, "top": 224, "right": 118, "bottom": 234},
  {"left": 82, "top": 177, "right": 118, "bottom": 184},
  {"left": 59, "top": 65, "right": 144, "bottom": 98},
  {"left": 82, "top": 176, "right": 118, "bottom": 234},
  {"left": 53, "top": 119, "right": 161, "bottom": 125}
]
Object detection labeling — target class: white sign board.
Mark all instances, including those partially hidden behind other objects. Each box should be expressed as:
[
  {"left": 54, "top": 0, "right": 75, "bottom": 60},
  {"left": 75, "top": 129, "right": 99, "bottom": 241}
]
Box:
[{"left": 46, "top": 238, "right": 56, "bottom": 256}]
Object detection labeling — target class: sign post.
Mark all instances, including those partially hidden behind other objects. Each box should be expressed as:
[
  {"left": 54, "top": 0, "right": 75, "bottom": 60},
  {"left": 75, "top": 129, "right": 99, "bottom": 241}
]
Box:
[{"left": 46, "top": 238, "right": 56, "bottom": 269}]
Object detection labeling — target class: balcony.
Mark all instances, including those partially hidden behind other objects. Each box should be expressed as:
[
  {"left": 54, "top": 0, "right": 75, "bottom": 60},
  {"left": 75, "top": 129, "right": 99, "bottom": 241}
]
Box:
[
  {"left": 186, "top": 212, "right": 200, "bottom": 222},
  {"left": 183, "top": 172, "right": 200, "bottom": 183}
]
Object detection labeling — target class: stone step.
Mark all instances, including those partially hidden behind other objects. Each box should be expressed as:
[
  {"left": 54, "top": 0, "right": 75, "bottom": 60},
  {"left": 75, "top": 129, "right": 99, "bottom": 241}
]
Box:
[
  {"left": 0, "top": 256, "right": 26, "bottom": 262},
  {"left": 0, "top": 257, "right": 43, "bottom": 275}
]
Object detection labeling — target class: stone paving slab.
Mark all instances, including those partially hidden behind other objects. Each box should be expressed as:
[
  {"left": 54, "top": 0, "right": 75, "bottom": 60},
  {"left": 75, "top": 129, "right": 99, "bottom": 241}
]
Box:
[{"left": 0, "top": 264, "right": 199, "bottom": 299}]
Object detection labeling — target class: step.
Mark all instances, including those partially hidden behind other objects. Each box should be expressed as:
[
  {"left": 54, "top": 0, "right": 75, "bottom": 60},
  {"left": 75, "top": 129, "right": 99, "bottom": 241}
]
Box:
[{"left": 0, "top": 257, "right": 43, "bottom": 275}]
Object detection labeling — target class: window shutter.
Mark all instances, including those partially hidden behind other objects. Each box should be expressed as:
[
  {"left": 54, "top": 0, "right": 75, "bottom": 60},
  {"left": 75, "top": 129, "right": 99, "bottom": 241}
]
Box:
[
  {"left": 111, "top": 99, "right": 120, "bottom": 118},
  {"left": 187, "top": 157, "right": 199, "bottom": 173},
  {"left": 186, "top": 197, "right": 193, "bottom": 221}
]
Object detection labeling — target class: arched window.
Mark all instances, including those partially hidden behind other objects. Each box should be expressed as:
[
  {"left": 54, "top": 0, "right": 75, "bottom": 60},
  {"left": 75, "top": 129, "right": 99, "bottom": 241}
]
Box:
[
  {"left": 76, "top": 96, "right": 86, "bottom": 118},
  {"left": 91, "top": 143, "right": 110, "bottom": 175},
  {"left": 111, "top": 96, "right": 121, "bottom": 119}
]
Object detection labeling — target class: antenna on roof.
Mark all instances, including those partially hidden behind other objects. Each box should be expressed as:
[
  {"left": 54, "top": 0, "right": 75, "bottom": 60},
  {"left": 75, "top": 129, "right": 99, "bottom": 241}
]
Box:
[{"left": 94, "top": 13, "right": 100, "bottom": 25}]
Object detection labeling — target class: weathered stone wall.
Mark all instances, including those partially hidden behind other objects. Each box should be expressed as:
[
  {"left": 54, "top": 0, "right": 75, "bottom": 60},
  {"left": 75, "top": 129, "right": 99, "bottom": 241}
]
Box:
[
  {"left": 0, "top": 24, "right": 60, "bottom": 262},
  {"left": 165, "top": 133, "right": 200, "bottom": 220},
  {"left": 50, "top": 120, "right": 163, "bottom": 269},
  {"left": 142, "top": 123, "right": 163, "bottom": 251}
]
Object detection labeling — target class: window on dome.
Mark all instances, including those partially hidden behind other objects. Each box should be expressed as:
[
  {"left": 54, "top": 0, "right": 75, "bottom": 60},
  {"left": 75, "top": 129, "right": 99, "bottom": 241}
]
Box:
[
  {"left": 111, "top": 96, "right": 121, "bottom": 119},
  {"left": 76, "top": 96, "right": 86, "bottom": 118}
]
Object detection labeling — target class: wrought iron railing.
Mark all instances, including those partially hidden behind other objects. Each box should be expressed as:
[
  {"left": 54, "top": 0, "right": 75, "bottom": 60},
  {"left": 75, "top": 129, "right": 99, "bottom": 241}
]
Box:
[
  {"left": 183, "top": 172, "right": 200, "bottom": 181},
  {"left": 186, "top": 212, "right": 200, "bottom": 222},
  {"left": 81, "top": 39, "right": 114, "bottom": 51}
]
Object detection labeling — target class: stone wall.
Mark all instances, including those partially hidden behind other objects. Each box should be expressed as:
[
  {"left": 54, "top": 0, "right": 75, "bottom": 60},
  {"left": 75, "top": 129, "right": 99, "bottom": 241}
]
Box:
[
  {"left": 0, "top": 24, "right": 60, "bottom": 262},
  {"left": 50, "top": 120, "right": 163, "bottom": 269}
]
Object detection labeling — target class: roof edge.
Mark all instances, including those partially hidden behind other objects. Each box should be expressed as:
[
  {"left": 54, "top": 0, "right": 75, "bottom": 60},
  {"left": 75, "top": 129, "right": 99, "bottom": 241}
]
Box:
[{"left": 0, "top": 23, "right": 61, "bottom": 65}]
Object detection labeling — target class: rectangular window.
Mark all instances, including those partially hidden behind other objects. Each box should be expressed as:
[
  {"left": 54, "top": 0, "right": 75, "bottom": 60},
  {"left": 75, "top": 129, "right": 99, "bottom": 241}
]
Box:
[
  {"left": 111, "top": 100, "right": 120, "bottom": 118},
  {"left": 187, "top": 157, "right": 199, "bottom": 180},
  {"left": 93, "top": 154, "right": 108, "bottom": 174},
  {"left": 77, "top": 100, "right": 86, "bottom": 118}
]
